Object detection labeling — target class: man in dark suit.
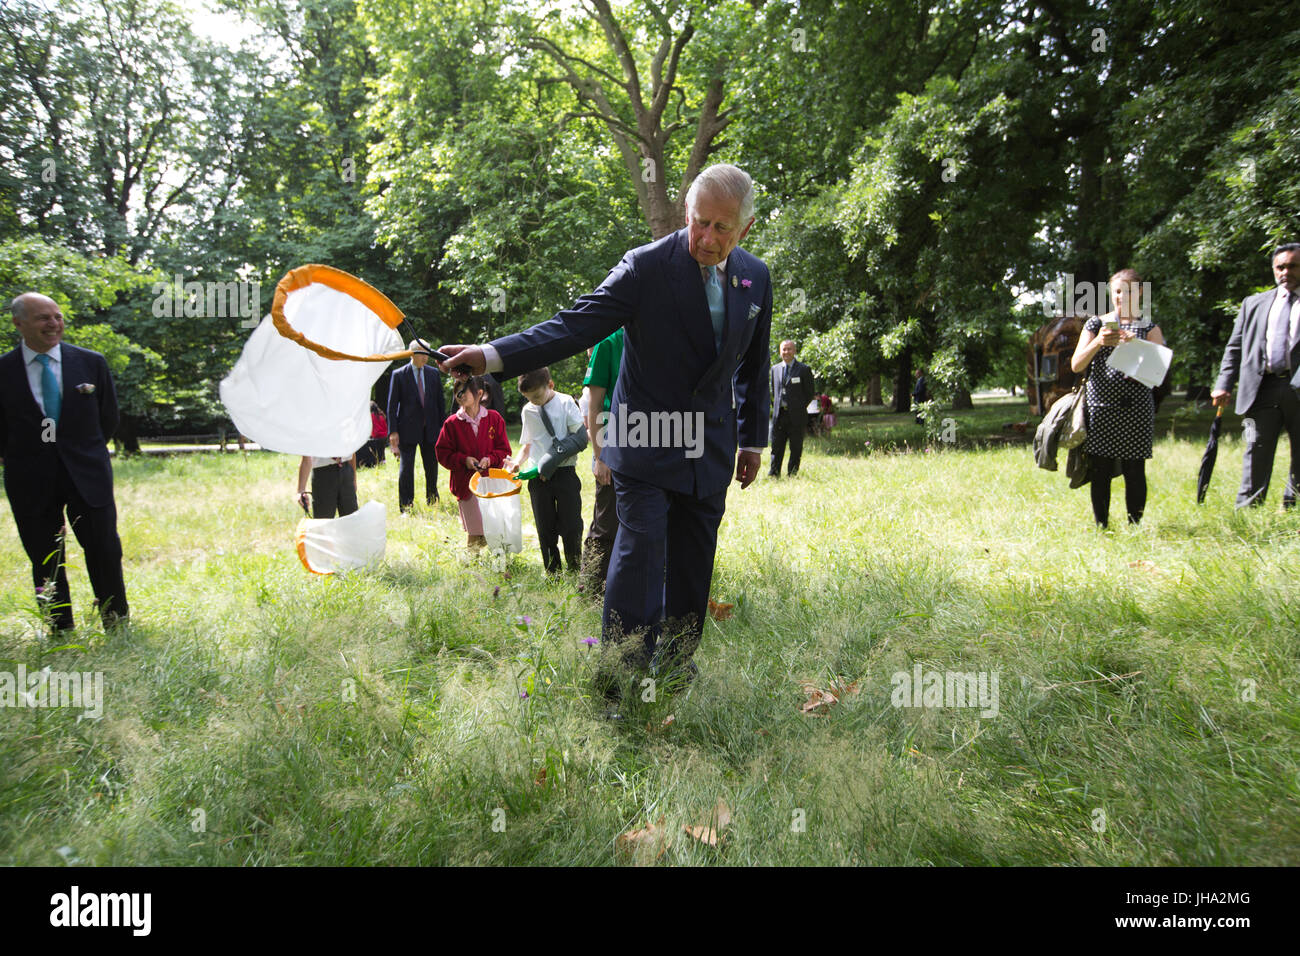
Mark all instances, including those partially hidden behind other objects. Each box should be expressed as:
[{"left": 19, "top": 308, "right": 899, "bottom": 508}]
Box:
[
  {"left": 769, "top": 339, "right": 815, "bottom": 477},
  {"left": 1212, "top": 243, "right": 1300, "bottom": 508},
  {"left": 439, "top": 164, "right": 771, "bottom": 696},
  {"left": 386, "top": 339, "right": 446, "bottom": 511},
  {"left": 1, "top": 293, "right": 128, "bottom": 630}
]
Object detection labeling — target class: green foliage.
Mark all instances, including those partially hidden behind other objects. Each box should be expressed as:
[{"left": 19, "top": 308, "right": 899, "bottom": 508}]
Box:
[{"left": 0, "top": 237, "right": 148, "bottom": 320}]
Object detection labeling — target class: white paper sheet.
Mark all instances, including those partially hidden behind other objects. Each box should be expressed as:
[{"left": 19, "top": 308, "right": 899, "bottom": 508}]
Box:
[{"left": 1107, "top": 338, "right": 1172, "bottom": 388}]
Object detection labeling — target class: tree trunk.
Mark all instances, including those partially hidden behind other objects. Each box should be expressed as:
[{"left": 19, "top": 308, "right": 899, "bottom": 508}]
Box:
[
  {"left": 867, "top": 373, "right": 882, "bottom": 406},
  {"left": 952, "top": 385, "right": 973, "bottom": 410}
]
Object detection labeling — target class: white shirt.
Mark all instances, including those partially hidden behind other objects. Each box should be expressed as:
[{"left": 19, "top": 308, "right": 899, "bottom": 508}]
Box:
[
  {"left": 520, "top": 392, "right": 584, "bottom": 467},
  {"left": 1266, "top": 285, "right": 1300, "bottom": 372},
  {"left": 309, "top": 456, "right": 350, "bottom": 470},
  {"left": 20, "top": 341, "right": 62, "bottom": 416}
]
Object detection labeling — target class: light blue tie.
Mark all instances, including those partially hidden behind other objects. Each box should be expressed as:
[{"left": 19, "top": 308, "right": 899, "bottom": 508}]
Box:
[
  {"left": 704, "top": 265, "right": 725, "bottom": 352},
  {"left": 36, "top": 353, "right": 60, "bottom": 424}
]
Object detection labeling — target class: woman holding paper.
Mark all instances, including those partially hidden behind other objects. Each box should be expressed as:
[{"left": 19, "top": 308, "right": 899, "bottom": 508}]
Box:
[{"left": 1070, "top": 268, "right": 1166, "bottom": 528}]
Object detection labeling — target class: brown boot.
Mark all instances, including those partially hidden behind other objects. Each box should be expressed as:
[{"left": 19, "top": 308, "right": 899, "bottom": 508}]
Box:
[{"left": 467, "top": 534, "right": 487, "bottom": 550}]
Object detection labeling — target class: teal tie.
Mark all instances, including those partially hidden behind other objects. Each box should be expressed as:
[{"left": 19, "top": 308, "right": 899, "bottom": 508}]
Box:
[
  {"left": 704, "top": 265, "right": 725, "bottom": 352},
  {"left": 36, "top": 353, "right": 60, "bottom": 424}
]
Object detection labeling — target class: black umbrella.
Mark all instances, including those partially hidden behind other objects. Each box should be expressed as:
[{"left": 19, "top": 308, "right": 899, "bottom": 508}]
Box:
[{"left": 1196, "top": 406, "right": 1225, "bottom": 504}]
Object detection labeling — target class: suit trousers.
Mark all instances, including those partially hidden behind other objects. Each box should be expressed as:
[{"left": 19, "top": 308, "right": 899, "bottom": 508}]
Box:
[
  {"left": 1237, "top": 375, "right": 1300, "bottom": 508},
  {"left": 398, "top": 436, "right": 439, "bottom": 509},
  {"left": 527, "top": 465, "right": 583, "bottom": 572},
  {"left": 310, "top": 462, "right": 358, "bottom": 519},
  {"left": 769, "top": 406, "right": 804, "bottom": 475},
  {"left": 581, "top": 476, "right": 618, "bottom": 593},
  {"left": 12, "top": 457, "right": 128, "bottom": 629},
  {"left": 601, "top": 471, "right": 726, "bottom": 676}
]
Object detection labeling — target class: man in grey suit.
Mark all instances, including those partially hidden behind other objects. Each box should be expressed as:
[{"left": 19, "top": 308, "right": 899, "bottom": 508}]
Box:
[
  {"left": 1211, "top": 243, "right": 1300, "bottom": 508},
  {"left": 769, "top": 339, "right": 815, "bottom": 477}
]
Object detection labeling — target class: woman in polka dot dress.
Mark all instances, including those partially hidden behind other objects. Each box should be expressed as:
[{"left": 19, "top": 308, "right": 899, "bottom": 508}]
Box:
[{"left": 1069, "top": 268, "right": 1167, "bottom": 528}]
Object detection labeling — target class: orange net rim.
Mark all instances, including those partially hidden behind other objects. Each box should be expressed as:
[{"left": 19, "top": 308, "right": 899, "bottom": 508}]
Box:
[
  {"left": 272, "top": 263, "right": 413, "bottom": 363},
  {"left": 470, "top": 468, "right": 523, "bottom": 499},
  {"left": 295, "top": 527, "right": 332, "bottom": 576}
]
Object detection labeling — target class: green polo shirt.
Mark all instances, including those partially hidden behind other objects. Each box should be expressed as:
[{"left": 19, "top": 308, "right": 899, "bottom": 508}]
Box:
[{"left": 582, "top": 328, "right": 624, "bottom": 412}]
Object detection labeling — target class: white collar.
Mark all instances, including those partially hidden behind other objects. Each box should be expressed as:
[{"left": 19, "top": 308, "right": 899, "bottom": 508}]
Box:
[{"left": 21, "top": 341, "right": 61, "bottom": 365}]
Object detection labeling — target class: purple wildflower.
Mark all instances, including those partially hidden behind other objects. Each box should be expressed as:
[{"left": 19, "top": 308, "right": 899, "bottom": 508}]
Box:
[{"left": 583, "top": 637, "right": 598, "bottom": 647}]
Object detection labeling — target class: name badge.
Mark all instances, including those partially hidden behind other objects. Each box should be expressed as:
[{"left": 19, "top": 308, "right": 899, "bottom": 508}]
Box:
[{"left": 790, "top": 376, "right": 800, "bottom": 383}]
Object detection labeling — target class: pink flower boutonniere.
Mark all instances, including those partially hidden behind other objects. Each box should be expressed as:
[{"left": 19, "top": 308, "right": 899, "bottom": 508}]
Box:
[
  {"left": 741, "top": 278, "right": 752, "bottom": 289},
  {"left": 76, "top": 383, "right": 95, "bottom": 394}
]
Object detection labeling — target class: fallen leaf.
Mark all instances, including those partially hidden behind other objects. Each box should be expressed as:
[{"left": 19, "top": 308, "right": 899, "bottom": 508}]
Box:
[
  {"left": 534, "top": 767, "right": 547, "bottom": 787},
  {"left": 707, "top": 599, "right": 734, "bottom": 621},
  {"left": 617, "top": 816, "right": 670, "bottom": 864},
  {"left": 683, "top": 824, "right": 718, "bottom": 846},
  {"left": 713, "top": 798, "right": 732, "bottom": 830},
  {"left": 683, "top": 799, "right": 732, "bottom": 847},
  {"left": 646, "top": 714, "right": 675, "bottom": 733},
  {"left": 799, "top": 678, "right": 859, "bottom": 715},
  {"left": 801, "top": 687, "right": 838, "bottom": 715}
]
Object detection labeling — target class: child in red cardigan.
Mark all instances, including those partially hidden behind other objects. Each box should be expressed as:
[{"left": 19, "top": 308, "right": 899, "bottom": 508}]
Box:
[{"left": 435, "top": 376, "right": 512, "bottom": 548}]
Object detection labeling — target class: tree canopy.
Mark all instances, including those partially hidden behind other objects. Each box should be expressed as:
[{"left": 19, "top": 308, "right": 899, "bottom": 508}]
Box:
[{"left": 1, "top": 0, "right": 1295, "bottom": 429}]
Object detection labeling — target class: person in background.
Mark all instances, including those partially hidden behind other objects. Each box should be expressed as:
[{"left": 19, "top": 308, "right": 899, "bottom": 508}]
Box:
[
  {"left": 1211, "top": 242, "right": 1300, "bottom": 508},
  {"left": 479, "top": 372, "right": 508, "bottom": 420},
  {"left": 435, "top": 376, "right": 511, "bottom": 549},
  {"left": 1070, "top": 267, "right": 1166, "bottom": 528},
  {"left": 769, "top": 339, "right": 815, "bottom": 477},
  {"left": 387, "top": 339, "right": 445, "bottom": 511},
  {"left": 581, "top": 329, "right": 623, "bottom": 595},
  {"left": 913, "top": 368, "right": 929, "bottom": 424},
  {"left": 1, "top": 292, "right": 130, "bottom": 630},
  {"left": 296, "top": 450, "right": 359, "bottom": 518},
  {"left": 510, "top": 367, "right": 585, "bottom": 573},
  {"left": 357, "top": 400, "right": 388, "bottom": 468}
]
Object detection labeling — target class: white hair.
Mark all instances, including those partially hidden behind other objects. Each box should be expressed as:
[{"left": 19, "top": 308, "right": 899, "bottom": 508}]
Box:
[{"left": 685, "top": 164, "right": 755, "bottom": 224}]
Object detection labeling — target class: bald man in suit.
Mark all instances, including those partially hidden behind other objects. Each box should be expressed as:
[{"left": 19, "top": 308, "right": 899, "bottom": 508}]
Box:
[{"left": 1, "top": 293, "right": 128, "bottom": 630}]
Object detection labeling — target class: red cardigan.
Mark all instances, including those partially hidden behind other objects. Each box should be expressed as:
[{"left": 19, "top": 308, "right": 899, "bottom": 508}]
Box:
[{"left": 434, "top": 409, "right": 512, "bottom": 500}]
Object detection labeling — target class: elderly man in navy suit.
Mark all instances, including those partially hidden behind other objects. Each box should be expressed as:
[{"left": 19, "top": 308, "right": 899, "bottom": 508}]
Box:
[
  {"left": 1212, "top": 243, "right": 1300, "bottom": 508},
  {"left": 387, "top": 339, "right": 446, "bottom": 511},
  {"left": 439, "top": 164, "right": 771, "bottom": 699},
  {"left": 1, "top": 293, "right": 128, "bottom": 630}
]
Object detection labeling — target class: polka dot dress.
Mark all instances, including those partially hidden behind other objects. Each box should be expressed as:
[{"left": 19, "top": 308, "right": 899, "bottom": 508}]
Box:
[{"left": 1082, "top": 316, "right": 1155, "bottom": 460}]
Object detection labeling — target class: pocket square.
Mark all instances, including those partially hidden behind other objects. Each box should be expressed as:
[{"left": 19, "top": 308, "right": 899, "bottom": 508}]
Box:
[
  {"left": 75, "top": 383, "right": 95, "bottom": 394},
  {"left": 747, "top": 303, "right": 761, "bottom": 319}
]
